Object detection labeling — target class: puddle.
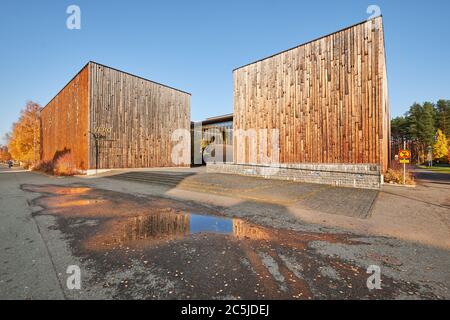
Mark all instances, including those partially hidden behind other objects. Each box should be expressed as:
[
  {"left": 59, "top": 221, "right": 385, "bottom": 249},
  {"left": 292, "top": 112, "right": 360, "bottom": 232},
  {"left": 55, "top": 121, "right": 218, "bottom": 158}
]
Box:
[
  {"left": 122, "top": 212, "right": 269, "bottom": 239},
  {"left": 86, "top": 211, "right": 272, "bottom": 250},
  {"left": 23, "top": 185, "right": 273, "bottom": 250},
  {"left": 120, "top": 212, "right": 238, "bottom": 240}
]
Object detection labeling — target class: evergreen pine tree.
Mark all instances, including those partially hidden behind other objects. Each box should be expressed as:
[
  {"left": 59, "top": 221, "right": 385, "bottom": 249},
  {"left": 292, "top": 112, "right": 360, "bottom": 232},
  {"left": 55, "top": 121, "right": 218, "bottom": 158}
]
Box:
[{"left": 436, "top": 100, "right": 450, "bottom": 137}]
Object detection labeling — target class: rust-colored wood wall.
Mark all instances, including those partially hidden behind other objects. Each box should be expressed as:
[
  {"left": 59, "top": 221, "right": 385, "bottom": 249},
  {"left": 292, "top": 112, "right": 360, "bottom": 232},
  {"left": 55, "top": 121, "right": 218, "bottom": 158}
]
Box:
[
  {"left": 233, "top": 17, "right": 390, "bottom": 172},
  {"left": 41, "top": 62, "right": 190, "bottom": 171},
  {"left": 88, "top": 62, "right": 191, "bottom": 169},
  {"left": 40, "top": 65, "right": 89, "bottom": 170}
]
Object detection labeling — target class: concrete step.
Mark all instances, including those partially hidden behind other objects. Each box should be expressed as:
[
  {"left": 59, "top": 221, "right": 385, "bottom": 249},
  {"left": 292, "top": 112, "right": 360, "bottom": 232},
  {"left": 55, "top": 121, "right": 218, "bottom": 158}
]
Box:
[
  {"left": 108, "top": 172, "right": 194, "bottom": 186},
  {"left": 109, "top": 176, "right": 178, "bottom": 186},
  {"left": 112, "top": 174, "right": 186, "bottom": 183}
]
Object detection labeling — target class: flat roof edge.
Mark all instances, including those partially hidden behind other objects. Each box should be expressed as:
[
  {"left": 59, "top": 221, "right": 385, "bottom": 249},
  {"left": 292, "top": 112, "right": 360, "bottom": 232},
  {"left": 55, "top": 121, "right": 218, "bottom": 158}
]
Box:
[
  {"left": 89, "top": 61, "right": 192, "bottom": 96},
  {"left": 193, "top": 113, "right": 234, "bottom": 125}
]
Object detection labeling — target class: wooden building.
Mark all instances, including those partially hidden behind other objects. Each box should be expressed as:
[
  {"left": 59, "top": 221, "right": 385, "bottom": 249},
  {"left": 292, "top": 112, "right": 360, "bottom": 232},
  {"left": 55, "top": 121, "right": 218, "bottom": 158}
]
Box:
[
  {"left": 40, "top": 62, "right": 191, "bottom": 171},
  {"left": 232, "top": 17, "right": 390, "bottom": 173}
]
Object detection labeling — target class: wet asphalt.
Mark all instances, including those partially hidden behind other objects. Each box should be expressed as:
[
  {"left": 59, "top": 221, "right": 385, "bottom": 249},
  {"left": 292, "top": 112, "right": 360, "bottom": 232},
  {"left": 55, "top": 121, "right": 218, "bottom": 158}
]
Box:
[{"left": 18, "top": 183, "right": 446, "bottom": 299}]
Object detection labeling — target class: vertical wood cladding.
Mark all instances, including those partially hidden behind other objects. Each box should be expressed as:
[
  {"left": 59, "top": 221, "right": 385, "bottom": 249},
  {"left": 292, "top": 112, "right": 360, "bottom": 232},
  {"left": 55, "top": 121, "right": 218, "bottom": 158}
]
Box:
[
  {"left": 233, "top": 17, "right": 390, "bottom": 172},
  {"left": 40, "top": 65, "right": 89, "bottom": 170},
  {"left": 88, "top": 62, "right": 191, "bottom": 169}
]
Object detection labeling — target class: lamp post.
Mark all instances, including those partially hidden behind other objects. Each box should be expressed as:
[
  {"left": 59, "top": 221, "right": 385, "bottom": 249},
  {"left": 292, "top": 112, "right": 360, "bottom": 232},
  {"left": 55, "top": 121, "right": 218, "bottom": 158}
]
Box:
[
  {"left": 427, "top": 146, "right": 433, "bottom": 167},
  {"left": 403, "top": 141, "right": 406, "bottom": 185}
]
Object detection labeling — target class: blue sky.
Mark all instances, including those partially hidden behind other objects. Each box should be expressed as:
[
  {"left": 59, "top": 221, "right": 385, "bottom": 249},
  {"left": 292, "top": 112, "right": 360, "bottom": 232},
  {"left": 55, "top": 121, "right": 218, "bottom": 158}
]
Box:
[{"left": 1, "top": 0, "right": 449, "bottom": 144}]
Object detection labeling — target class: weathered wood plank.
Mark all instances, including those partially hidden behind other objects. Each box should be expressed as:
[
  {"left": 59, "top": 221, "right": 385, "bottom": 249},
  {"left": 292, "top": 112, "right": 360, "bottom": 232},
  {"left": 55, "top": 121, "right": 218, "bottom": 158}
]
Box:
[{"left": 88, "top": 62, "right": 191, "bottom": 170}]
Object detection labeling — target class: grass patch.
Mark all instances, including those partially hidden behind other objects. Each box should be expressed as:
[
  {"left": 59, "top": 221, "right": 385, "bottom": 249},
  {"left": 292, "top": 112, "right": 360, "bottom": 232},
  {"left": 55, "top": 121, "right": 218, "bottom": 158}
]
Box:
[{"left": 418, "top": 164, "right": 450, "bottom": 174}]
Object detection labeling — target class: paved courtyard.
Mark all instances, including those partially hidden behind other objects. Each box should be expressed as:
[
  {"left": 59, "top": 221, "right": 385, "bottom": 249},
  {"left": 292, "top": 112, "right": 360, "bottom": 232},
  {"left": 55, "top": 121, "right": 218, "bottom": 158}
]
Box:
[{"left": 0, "top": 165, "right": 449, "bottom": 299}]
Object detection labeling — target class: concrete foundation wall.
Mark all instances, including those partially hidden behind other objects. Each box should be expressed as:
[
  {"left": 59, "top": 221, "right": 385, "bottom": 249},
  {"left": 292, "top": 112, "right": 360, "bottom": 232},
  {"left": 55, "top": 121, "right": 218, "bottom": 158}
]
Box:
[{"left": 206, "top": 163, "right": 382, "bottom": 190}]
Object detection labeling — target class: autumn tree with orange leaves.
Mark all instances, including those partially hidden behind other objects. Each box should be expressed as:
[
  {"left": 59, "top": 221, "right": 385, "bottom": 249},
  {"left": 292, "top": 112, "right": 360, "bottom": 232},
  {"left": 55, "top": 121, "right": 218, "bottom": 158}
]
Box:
[{"left": 7, "top": 101, "right": 42, "bottom": 167}]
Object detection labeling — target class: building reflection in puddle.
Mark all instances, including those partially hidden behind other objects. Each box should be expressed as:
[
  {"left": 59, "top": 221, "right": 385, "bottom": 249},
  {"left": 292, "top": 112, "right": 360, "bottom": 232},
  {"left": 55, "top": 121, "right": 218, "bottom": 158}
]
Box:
[
  {"left": 87, "top": 210, "right": 271, "bottom": 250},
  {"left": 121, "top": 211, "right": 269, "bottom": 242}
]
